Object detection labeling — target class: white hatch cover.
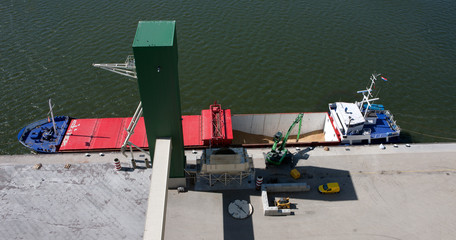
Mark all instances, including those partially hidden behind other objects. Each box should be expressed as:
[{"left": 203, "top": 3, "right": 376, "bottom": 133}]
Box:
[{"left": 335, "top": 102, "right": 364, "bottom": 126}]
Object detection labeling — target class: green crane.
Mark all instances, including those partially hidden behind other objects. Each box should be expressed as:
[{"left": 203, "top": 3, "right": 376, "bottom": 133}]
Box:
[{"left": 266, "top": 113, "right": 304, "bottom": 166}]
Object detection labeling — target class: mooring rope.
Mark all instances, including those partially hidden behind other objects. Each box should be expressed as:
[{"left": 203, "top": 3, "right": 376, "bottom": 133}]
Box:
[{"left": 401, "top": 128, "right": 456, "bottom": 141}]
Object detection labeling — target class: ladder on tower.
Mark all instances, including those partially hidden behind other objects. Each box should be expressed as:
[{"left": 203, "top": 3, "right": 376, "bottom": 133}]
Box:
[
  {"left": 93, "top": 56, "right": 149, "bottom": 160},
  {"left": 120, "top": 101, "right": 150, "bottom": 158}
]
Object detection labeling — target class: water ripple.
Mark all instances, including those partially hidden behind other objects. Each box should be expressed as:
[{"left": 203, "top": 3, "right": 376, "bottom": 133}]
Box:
[{"left": 1, "top": 0, "right": 456, "bottom": 154}]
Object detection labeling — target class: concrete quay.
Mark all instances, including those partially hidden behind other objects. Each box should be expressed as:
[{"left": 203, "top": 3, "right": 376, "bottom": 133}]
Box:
[{"left": 1, "top": 143, "right": 455, "bottom": 239}]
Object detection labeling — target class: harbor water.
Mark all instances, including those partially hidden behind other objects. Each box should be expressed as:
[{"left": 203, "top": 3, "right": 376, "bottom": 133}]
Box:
[{"left": 1, "top": 0, "right": 455, "bottom": 154}]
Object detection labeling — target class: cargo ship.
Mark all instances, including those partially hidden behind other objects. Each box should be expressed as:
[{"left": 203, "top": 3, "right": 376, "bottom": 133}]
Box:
[{"left": 17, "top": 62, "right": 400, "bottom": 154}]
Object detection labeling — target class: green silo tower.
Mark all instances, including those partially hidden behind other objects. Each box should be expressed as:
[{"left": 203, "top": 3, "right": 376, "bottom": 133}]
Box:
[{"left": 132, "top": 21, "right": 185, "bottom": 181}]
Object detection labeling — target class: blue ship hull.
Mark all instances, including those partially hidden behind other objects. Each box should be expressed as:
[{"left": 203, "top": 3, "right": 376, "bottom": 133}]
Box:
[{"left": 17, "top": 116, "right": 71, "bottom": 153}]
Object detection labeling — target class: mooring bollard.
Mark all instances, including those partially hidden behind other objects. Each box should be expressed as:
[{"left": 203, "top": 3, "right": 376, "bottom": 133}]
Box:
[
  {"left": 145, "top": 158, "right": 151, "bottom": 168},
  {"left": 256, "top": 176, "right": 263, "bottom": 190},
  {"left": 114, "top": 158, "right": 121, "bottom": 171},
  {"left": 131, "top": 159, "right": 137, "bottom": 169}
]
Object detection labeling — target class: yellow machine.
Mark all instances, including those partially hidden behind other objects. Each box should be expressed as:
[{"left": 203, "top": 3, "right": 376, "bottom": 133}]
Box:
[
  {"left": 275, "top": 197, "right": 291, "bottom": 209},
  {"left": 290, "top": 168, "right": 301, "bottom": 179},
  {"left": 318, "top": 182, "right": 340, "bottom": 194}
]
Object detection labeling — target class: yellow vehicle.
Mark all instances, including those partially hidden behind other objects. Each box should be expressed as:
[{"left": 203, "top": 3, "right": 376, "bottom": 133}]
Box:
[
  {"left": 275, "top": 197, "right": 290, "bottom": 209},
  {"left": 290, "top": 168, "right": 301, "bottom": 179},
  {"left": 318, "top": 182, "right": 340, "bottom": 194}
]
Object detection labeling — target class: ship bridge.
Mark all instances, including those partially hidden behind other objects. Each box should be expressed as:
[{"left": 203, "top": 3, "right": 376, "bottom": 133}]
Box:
[{"left": 333, "top": 102, "right": 365, "bottom": 135}]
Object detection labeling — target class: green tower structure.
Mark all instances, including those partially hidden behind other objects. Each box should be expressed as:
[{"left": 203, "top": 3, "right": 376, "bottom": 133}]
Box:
[{"left": 132, "top": 21, "right": 185, "bottom": 179}]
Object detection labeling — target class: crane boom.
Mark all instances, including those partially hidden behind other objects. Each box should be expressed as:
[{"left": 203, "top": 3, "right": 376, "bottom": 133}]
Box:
[{"left": 266, "top": 113, "right": 303, "bottom": 166}]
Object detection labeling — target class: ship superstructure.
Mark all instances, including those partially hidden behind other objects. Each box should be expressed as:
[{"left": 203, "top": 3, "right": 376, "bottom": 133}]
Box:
[{"left": 329, "top": 73, "right": 400, "bottom": 144}]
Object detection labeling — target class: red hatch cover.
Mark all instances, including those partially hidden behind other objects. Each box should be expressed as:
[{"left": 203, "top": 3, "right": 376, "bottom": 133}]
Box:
[
  {"left": 59, "top": 118, "right": 149, "bottom": 152},
  {"left": 58, "top": 103, "right": 232, "bottom": 152},
  {"left": 182, "top": 115, "right": 203, "bottom": 146}
]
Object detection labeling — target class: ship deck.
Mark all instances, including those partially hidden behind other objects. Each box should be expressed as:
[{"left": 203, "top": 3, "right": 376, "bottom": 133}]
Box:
[
  {"left": 232, "top": 130, "right": 326, "bottom": 145},
  {"left": 57, "top": 111, "right": 337, "bottom": 152},
  {"left": 58, "top": 116, "right": 204, "bottom": 152},
  {"left": 366, "top": 113, "right": 398, "bottom": 139}
]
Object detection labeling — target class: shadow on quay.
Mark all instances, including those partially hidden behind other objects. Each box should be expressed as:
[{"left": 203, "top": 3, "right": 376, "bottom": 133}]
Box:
[{"left": 186, "top": 164, "right": 358, "bottom": 240}]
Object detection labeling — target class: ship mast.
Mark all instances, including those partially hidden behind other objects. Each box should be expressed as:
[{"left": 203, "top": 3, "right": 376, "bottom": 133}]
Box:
[
  {"left": 357, "top": 73, "right": 381, "bottom": 118},
  {"left": 48, "top": 99, "right": 58, "bottom": 136}
]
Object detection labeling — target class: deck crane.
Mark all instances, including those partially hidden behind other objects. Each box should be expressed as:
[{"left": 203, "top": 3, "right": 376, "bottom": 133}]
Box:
[
  {"left": 266, "top": 113, "right": 303, "bottom": 166},
  {"left": 93, "top": 56, "right": 148, "bottom": 158}
]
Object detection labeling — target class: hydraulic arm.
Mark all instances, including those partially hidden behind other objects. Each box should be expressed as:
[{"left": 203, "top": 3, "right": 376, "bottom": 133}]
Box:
[{"left": 266, "top": 113, "right": 303, "bottom": 166}]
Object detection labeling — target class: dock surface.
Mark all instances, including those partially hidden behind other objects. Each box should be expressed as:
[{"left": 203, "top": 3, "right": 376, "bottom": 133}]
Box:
[{"left": 1, "top": 143, "right": 455, "bottom": 239}]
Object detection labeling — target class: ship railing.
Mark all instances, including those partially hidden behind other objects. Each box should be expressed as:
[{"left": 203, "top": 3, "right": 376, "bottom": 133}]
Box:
[
  {"left": 384, "top": 110, "right": 391, "bottom": 118},
  {"left": 383, "top": 110, "right": 400, "bottom": 132},
  {"left": 371, "top": 133, "right": 383, "bottom": 139},
  {"left": 371, "top": 129, "right": 400, "bottom": 139}
]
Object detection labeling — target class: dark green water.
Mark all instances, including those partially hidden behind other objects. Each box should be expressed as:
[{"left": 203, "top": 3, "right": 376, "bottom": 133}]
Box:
[{"left": 1, "top": 1, "right": 455, "bottom": 154}]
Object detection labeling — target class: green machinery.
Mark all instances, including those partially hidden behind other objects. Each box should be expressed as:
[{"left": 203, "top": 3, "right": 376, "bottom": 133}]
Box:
[{"left": 266, "top": 113, "right": 304, "bottom": 166}]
